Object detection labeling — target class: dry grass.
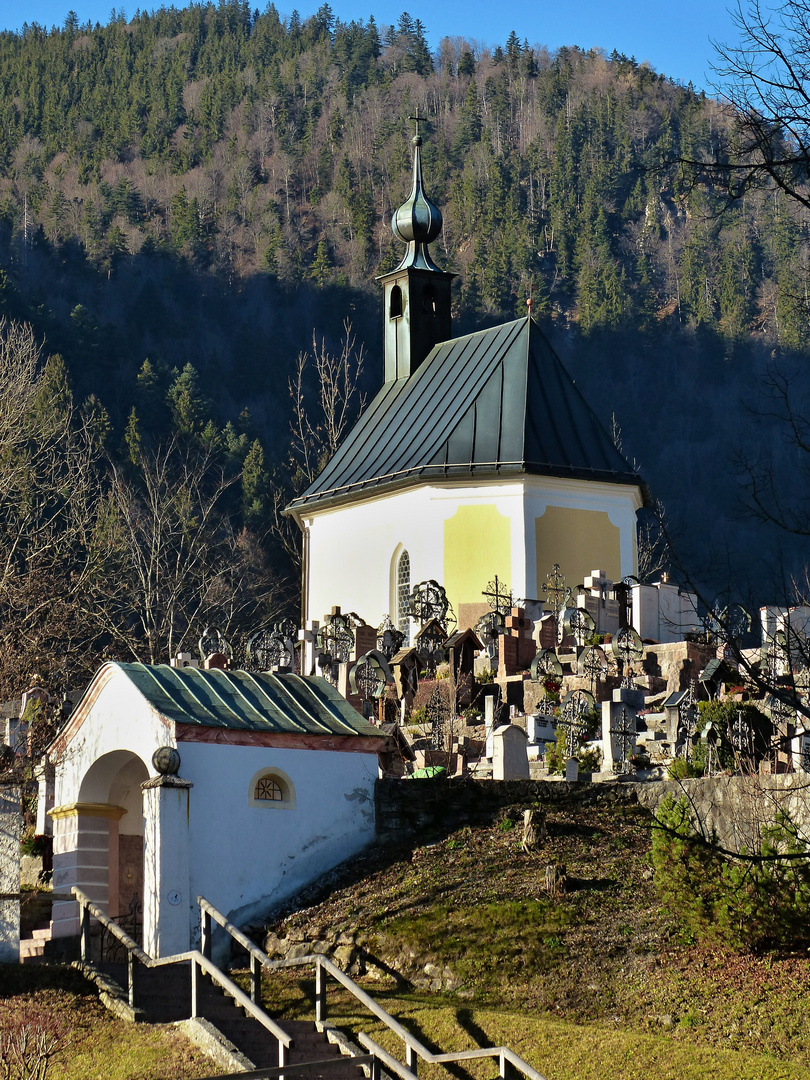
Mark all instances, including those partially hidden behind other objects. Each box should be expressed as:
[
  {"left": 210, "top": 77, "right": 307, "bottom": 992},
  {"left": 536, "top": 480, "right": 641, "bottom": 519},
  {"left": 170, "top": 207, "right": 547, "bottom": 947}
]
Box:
[
  {"left": 254, "top": 969, "right": 810, "bottom": 1080},
  {"left": 0, "top": 966, "right": 212, "bottom": 1080},
  {"left": 259, "top": 797, "right": 810, "bottom": 1071}
]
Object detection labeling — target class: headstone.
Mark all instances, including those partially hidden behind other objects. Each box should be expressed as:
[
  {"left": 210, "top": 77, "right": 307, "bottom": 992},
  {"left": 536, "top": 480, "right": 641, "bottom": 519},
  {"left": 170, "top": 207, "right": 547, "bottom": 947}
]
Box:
[
  {"left": 499, "top": 608, "right": 537, "bottom": 676},
  {"left": 355, "top": 623, "right": 378, "bottom": 658},
  {"left": 299, "top": 620, "right": 320, "bottom": 676},
  {"left": 445, "top": 628, "right": 483, "bottom": 706},
  {"left": 534, "top": 614, "right": 557, "bottom": 650},
  {"left": 578, "top": 571, "right": 620, "bottom": 635},
  {"left": 0, "top": 783, "right": 21, "bottom": 963},
  {"left": 602, "top": 699, "right": 639, "bottom": 771},
  {"left": 203, "top": 651, "right": 229, "bottom": 670},
  {"left": 526, "top": 712, "right": 556, "bottom": 746},
  {"left": 392, "top": 647, "right": 420, "bottom": 709},
  {"left": 484, "top": 695, "right": 496, "bottom": 758},
  {"left": 492, "top": 724, "right": 529, "bottom": 780},
  {"left": 565, "top": 756, "right": 579, "bottom": 782},
  {"left": 632, "top": 581, "right": 700, "bottom": 643},
  {"left": 170, "top": 652, "right": 199, "bottom": 669}
]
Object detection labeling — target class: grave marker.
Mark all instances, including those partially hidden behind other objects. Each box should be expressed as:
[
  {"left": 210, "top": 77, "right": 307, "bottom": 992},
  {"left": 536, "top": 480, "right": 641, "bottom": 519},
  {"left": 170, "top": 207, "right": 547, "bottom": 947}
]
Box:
[{"left": 492, "top": 725, "right": 529, "bottom": 780}]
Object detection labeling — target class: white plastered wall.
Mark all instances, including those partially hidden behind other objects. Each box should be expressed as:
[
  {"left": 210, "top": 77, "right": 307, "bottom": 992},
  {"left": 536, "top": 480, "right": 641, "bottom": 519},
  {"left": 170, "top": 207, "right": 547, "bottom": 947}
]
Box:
[
  {"left": 523, "top": 476, "right": 642, "bottom": 599},
  {"left": 180, "top": 741, "right": 378, "bottom": 955},
  {"left": 51, "top": 669, "right": 168, "bottom": 939},
  {"left": 302, "top": 476, "right": 642, "bottom": 627}
]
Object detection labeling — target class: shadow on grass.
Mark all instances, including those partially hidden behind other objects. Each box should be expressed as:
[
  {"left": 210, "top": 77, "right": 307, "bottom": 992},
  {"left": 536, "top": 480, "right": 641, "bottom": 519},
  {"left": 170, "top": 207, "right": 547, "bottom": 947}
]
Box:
[
  {"left": 0, "top": 963, "right": 90, "bottom": 999},
  {"left": 565, "top": 876, "right": 616, "bottom": 892}
]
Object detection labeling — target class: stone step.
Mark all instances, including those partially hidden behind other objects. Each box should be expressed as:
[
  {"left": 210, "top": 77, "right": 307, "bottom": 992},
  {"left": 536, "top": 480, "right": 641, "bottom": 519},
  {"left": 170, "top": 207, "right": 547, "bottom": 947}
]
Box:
[
  {"left": 89, "top": 959, "right": 365, "bottom": 1079},
  {"left": 19, "top": 938, "right": 46, "bottom": 960},
  {"left": 32, "top": 926, "right": 53, "bottom": 940}
]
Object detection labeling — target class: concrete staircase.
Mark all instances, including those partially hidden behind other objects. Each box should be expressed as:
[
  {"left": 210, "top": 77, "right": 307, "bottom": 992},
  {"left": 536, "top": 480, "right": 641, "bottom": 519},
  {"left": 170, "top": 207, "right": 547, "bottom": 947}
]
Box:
[
  {"left": 94, "top": 960, "right": 365, "bottom": 1076},
  {"left": 19, "top": 892, "right": 56, "bottom": 963},
  {"left": 19, "top": 924, "right": 52, "bottom": 962}
]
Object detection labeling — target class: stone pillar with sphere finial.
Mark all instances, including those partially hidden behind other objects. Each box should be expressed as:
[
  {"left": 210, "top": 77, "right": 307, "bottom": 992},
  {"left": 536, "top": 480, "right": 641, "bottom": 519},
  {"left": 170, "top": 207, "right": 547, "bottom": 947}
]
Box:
[{"left": 141, "top": 746, "right": 192, "bottom": 957}]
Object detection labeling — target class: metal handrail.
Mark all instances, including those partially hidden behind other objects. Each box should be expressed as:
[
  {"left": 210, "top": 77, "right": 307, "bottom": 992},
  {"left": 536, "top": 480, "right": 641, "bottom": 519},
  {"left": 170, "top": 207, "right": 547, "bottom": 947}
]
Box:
[
  {"left": 356, "top": 1035, "right": 418, "bottom": 1080},
  {"left": 70, "top": 887, "right": 294, "bottom": 1060},
  {"left": 196, "top": 1054, "right": 377, "bottom": 1080},
  {"left": 197, "top": 896, "right": 548, "bottom": 1080},
  {"left": 191, "top": 951, "right": 294, "bottom": 1057}
]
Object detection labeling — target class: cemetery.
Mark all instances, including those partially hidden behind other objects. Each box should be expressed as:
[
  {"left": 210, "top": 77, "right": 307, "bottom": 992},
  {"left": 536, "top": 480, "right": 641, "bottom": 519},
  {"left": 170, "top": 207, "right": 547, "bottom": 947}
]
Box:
[{"left": 3, "top": 560, "right": 808, "bottom": 971}]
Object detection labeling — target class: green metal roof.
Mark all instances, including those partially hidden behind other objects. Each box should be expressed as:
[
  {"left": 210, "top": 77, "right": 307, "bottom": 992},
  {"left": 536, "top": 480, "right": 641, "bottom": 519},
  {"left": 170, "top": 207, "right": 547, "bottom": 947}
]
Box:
[
  {"left": 105, "top": 663, "right": 381, "bottom": 738},
  {"left": 287, "top": 317, "right": 646, "bottom": 515}
]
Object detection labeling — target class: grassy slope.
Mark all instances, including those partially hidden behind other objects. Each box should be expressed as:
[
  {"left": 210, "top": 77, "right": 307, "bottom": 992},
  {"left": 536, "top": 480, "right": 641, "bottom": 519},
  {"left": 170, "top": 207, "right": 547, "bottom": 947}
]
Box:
[
  {"left": 4, "top": 798, "right": 810, "bottom": 1079},
  {"left": 0, "top": 967, "right": 212, "bottom": 1080},
  {"left": 254, "top": 798, "right": 810, "bottom": 1079}
]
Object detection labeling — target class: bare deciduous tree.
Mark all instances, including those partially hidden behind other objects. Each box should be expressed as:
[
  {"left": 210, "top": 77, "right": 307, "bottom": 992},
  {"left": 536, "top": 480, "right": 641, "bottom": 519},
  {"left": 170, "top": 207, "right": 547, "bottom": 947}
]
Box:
[
  {"left": 288, "top": 318, "right": 367, "bottom": 487},
  {"left": 97, "top": 438, "right": 286, "bottom": 665},
  {"left": 273, "top": 319, "right": 367, "bottom": 574},
  {"left": 709, "top": 0, "right": 810, "bottom": 209},
  {"left": 0, "top": 320, "right": 108, "bottom": 695}
]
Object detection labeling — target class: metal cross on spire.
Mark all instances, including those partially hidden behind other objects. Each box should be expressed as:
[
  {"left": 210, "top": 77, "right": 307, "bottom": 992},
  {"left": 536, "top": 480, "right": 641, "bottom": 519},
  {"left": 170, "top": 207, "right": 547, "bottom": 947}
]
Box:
[{"left": 408, "top": 108, "right": 424, "bottom": 138}]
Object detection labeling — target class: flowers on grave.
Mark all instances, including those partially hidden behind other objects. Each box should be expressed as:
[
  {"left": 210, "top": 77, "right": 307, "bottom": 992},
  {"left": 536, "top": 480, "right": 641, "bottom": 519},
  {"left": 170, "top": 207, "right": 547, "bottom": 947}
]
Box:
[
  {"left": 543, "top": 677, "right": 561, "bottom": 701},
  {"left": 21, "top": 830, "right": 52, "bottom": 858}
]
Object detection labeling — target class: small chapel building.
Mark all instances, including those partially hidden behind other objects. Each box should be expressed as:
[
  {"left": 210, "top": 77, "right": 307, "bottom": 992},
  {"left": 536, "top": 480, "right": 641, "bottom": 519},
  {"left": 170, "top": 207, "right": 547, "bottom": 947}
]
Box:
[
  {"left": 48, "top": 662, "right": 387, "bottom": 957},
  {"left": 286, "top": 128, "right": 647, "bottom": 636}
]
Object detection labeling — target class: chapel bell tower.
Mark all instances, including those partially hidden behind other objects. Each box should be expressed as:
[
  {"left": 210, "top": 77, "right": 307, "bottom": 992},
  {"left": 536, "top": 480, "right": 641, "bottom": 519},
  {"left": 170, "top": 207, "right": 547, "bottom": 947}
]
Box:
[{"left": 379, "top": 117, "right": 455, "bottom": 382}]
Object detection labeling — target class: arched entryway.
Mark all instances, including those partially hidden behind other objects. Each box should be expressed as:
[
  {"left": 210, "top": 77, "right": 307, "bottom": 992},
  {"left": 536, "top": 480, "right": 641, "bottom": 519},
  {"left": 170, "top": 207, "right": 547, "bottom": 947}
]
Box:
[{"left": 68, "top": 750, "right": 148, "bottom": 927}]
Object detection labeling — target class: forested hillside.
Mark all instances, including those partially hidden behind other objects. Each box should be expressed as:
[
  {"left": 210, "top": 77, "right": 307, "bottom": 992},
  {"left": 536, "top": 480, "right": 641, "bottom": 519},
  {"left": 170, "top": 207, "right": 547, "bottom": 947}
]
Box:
[{"left": 0, "top": 3, "right": 808, "bottom": 690}]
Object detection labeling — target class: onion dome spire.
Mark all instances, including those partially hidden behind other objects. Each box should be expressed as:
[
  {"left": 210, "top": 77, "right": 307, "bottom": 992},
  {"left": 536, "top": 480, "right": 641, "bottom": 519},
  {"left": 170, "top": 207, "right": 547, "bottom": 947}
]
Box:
[{"left": 391, "top": 112, "right": 444, "bottom": 272}]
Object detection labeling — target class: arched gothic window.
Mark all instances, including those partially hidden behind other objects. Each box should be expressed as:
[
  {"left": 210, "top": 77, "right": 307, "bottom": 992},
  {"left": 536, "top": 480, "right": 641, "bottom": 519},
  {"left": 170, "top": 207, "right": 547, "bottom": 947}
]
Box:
[
  {"left": 390, "top": 284, "right": 403, "bottom": 318},
  {"left": 397, "top": 550, "right": 411, "bottom": 645}
]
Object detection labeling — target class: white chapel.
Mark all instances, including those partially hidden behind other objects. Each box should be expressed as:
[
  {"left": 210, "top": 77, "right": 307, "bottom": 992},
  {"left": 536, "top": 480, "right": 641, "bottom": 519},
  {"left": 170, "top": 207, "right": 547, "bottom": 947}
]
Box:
[{"left": 286, "top": 129, "right": 648, "bottom": 635}]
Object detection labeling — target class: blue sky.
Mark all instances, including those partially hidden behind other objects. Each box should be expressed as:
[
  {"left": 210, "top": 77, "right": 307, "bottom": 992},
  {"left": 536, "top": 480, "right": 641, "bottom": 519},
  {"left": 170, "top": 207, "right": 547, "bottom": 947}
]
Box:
[{"left": 0, "top": 0, "right": 742, "bottom": 92}]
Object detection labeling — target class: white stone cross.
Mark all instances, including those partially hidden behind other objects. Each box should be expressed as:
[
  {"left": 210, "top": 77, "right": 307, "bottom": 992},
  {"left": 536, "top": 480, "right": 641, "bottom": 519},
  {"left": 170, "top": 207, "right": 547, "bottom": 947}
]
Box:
[{"left": 584, "top": 570, "right": 612, "bottom": 601}]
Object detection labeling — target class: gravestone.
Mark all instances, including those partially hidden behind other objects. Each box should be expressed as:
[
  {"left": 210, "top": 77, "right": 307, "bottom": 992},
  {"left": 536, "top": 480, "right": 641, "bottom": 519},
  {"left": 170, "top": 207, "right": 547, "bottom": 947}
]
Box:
[
  {"left": 526, "top": 712, "right": 556, "bottom": 747},
  {"left": 298, "top": 620, "right": 320, "bottom": 676},
  {"left": 498, "top": 608, "right": 537, "bottom": 677},
  {"left": 484, "top": 694, "right": 496, "bottom": 758},
  {"left": 0, "top": 783, "right": 21, "bottom": 962},
  {"left": 444, "top": 627, "right": 483, "bottom": 705},
  {"left": 391, "top": 647, "right": 420, "bottom": 710},
  {"left": 578, "top": 570, "right": 621, "bottom": 636},
  {"left": 492, "top": 725, "right": 529, "bottom": 780},
  {"left": 534, "top": 614, "right": 557, "bottom": 651}
]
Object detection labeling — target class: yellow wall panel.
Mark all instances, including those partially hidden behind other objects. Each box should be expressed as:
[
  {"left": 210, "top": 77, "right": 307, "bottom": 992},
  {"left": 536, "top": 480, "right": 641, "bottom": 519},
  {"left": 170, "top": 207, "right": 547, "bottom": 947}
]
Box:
[
  {"left": 535, "top": 507, "right": 621, "bottom": 592},
  {"left": 444, "top": 505, "right": 511, "bottom": 624}
]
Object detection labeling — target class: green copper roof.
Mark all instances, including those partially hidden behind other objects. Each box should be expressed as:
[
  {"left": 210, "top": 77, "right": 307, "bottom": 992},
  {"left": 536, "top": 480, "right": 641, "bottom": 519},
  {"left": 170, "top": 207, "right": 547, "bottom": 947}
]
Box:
[
  {"left": 287, "top": 317, "right": 646, "bottom": 514},
  {"left": 102, "top": 662, "right": 381, "bottom": 738}
]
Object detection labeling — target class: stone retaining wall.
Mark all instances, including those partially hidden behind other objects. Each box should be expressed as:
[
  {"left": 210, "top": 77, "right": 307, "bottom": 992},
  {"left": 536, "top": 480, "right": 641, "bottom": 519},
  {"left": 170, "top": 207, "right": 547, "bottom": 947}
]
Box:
[
  {"left": 0, "top": 784, "right": 21, "bottom": 962},
  {"left": 633, "top": 773, "right": 810, "bottom": 853},
  {"left": 374, "top": 775, "right": 640, "bottom": 838},
  {"left": 375, "top": 774, "right": 810, "bottom": 851}
]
